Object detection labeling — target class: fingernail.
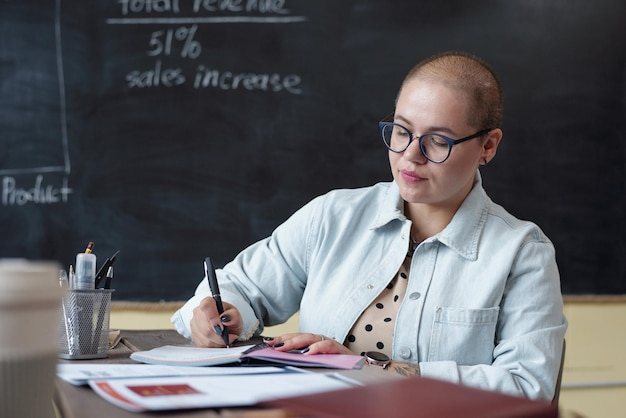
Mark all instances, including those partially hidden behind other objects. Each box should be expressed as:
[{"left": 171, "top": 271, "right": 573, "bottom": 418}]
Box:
[
  {"left": 220, "top": 314, "right": 231, "bottom": 322},
  {"left": 300, "top": 347, "right": 310, "bottom": 354},
  {"left": 274, "top": 342, "right": 284, "bottom": 348},
  {"left": 214, "top": 324, "right": 223, "bottom": 336},
  {"left": 263, "top": 336, "right": 274, "bottom": 341}
]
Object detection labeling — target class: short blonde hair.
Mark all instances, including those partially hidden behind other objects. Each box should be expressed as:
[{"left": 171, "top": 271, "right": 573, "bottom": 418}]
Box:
[{"left": 398, "top": 51, "right": 504, "bottom": 130}]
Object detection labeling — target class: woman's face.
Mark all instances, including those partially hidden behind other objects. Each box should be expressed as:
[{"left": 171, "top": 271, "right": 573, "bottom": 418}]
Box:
[{"left": 389, "top": 78, "right": 500, "bottom": 211}]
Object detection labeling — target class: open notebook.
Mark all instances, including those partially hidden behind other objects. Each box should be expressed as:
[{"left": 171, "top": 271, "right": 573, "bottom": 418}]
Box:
[{"left": 129, "top": 342, "right": 365, "bottom": 369}]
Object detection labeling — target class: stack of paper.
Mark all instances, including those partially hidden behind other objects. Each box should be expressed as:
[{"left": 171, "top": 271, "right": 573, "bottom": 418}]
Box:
[
  {"left": 88, "top": 372, "right": 356, "bottom": 412},
  {"left": 58, "top": 343, "right": 365, "bottom": 412}
]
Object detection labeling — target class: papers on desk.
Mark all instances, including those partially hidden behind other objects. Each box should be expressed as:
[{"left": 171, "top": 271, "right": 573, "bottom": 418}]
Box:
[
  {"left": 88, "top": 372, "right": 357, "bottom": 412},
  {"left": 129, "top": 343, "right": 365, "bottom": 369},
  {"left": 58, "top": 344, "right": 364, "bottom": 413},
  {"left": 57, "top": 363, "right": 284, "bottom": 386}
]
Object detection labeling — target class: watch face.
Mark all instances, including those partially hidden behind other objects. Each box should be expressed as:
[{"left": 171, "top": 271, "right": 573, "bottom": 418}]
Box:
[{"left": 365, "top": 351, "right": 390, "bottom": 362}]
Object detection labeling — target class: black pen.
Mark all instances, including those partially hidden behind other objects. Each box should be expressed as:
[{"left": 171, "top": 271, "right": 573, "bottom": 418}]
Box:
[
  {"left": 204, "top": 257, "right": 230, "bottom": 348},
  {"left": 95, "top": 250, "right": 119, "bottom": 288},
  {"left": 103, "top": 266, "right": 114, "bottom": 290}
]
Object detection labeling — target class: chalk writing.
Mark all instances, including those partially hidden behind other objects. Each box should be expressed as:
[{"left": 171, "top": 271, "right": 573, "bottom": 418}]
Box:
[
  {"left": 126, "top": 59, "right": 186, "bottom": 87},
  {"left": 116, "top": 0, "right": 291, "bottom": 15},
  {"left": 193, "top": 65, "right": 301, "bottom": 93},
  {"left": 1, "top": 176, "right": 73, "bottom": 206},
  {"left": 116, "top": 1, "right": 305, "bottom": 93},
  {"left": 147, "top": 25, "right": 201, "bottom": 59},
  {"left": 192, "top": 0, "right": 290, "bottom": 14},
  {"left": 117, "top": 0, "right": 181, "bottom": 15}
]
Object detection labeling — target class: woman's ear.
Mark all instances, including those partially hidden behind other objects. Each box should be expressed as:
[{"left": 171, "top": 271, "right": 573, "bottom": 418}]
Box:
[{"left": 481, "top": 128, "right": 503, "bottom": 165}]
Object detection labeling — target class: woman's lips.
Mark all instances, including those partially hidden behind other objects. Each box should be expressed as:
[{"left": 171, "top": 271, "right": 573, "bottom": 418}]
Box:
[{"left": 401, "top": 169, "right": 425, "bottom": 183}]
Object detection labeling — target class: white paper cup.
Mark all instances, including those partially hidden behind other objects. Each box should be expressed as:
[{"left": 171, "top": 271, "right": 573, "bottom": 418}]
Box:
[{"left": 0, "top": 259, "right": 64, "bottom": 418}]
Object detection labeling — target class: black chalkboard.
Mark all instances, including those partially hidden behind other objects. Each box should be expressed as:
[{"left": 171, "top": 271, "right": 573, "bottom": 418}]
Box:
[{"left": 1, "top": 0, "right": 625, "bottom": 300}]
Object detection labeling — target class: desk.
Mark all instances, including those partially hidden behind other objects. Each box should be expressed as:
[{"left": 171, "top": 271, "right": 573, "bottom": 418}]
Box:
[
  {"left": 54, "top": 330, "right": 399, "bottom": 418},
  {"left": 54, "top": 330, "right": 558, "bottom": 418}
]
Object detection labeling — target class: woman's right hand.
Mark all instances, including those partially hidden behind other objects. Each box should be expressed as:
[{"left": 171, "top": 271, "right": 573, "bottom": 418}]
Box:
[{"left": 189, "top": 296, "right": 242, "bottom": 347}]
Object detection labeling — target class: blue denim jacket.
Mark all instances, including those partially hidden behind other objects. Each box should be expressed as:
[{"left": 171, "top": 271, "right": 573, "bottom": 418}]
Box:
[{"left": 172, "top": 172, "right": 567, "bottom": 400}]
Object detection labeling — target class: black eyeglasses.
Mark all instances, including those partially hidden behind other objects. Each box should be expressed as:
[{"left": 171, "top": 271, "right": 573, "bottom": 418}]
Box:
[{"left": 379, "top": 121, "right": 492, "bottom": 164}]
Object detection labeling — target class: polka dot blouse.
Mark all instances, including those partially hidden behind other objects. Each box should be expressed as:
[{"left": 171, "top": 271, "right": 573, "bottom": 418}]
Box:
[{"left": 344, "top": 255, "right": 411, "bottom": 357}]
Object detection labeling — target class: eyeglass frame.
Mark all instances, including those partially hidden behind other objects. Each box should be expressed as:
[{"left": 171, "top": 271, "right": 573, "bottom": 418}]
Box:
[{"left": 378, "top": 115, "right": 493, "bottom": 164}]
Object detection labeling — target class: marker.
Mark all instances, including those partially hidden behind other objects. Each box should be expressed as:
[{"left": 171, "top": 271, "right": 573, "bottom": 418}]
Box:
[{"left": 204, "top": 257, "right": 230, "bottom": 348}]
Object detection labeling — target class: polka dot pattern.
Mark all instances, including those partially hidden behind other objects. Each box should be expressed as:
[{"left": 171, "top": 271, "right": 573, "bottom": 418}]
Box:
[{"left": 344, "top": 256, "right": 411, "bottom": 358}]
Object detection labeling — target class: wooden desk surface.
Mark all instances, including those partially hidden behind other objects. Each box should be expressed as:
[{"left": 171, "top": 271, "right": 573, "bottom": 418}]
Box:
[{"left": 54, "top": 330, "right": 399, "bottom": 418}]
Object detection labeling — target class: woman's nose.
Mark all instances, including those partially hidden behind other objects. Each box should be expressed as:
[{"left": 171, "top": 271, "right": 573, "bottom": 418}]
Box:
[{"left": 403, "top": 138, "right": 428, "bottom": 163}]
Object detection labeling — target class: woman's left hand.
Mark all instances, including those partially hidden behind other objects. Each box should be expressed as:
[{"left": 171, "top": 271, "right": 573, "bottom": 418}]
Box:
[{"left": 263, "top": 332, "right": 355, "bottom": 355}]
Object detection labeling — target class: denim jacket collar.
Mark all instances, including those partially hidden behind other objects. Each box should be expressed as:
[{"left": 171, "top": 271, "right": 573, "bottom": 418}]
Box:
[
  {"left": 436, "top": 173, "right": 488, "bottom": 261},
  {"left": 370, "top": 171, "right": 488, "bottom": 261},
  {"left": 369, "top": 180, "right": 406, "bottom": 230}
]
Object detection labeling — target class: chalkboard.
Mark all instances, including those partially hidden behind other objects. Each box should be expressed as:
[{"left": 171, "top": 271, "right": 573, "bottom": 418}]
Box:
[{"left": 1, "top": 0, "right": 625, "bottom": 300}]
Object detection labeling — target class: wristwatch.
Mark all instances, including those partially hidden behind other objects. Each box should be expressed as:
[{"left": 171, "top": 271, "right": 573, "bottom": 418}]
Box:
[{"left": 364, "top": 351, "right": 391, "bottom": 369}]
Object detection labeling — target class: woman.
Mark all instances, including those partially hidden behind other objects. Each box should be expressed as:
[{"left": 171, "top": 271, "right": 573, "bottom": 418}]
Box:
[{"left": 172, "top": 51, "right": 567, "bottom": 401}]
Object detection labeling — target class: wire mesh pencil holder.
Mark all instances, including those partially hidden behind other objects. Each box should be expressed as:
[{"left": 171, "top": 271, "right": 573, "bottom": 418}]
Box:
[{"left": 57, "top": 289, "right": 113, "bottom": 360}]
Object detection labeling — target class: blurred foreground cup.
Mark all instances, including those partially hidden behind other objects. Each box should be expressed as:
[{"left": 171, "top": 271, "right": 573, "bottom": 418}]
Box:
[{"left": 0, "top": 259, "right": 64, "bottom": 418}]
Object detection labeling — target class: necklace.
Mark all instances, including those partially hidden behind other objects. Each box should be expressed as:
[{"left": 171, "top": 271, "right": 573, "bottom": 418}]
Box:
[{"left": 407, "top": 235, "right": 420, "bottom": 257}]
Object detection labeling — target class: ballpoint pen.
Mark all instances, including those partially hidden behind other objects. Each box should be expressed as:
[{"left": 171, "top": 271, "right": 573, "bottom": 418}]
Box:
[
  {"left": 69, "top": 265, "right": 76, "bottom": 289},
  {"left": 103, "top": 266, "right": 114, "bottom": 290},
  {"left": 92, "top": 268, "right": 112, "bottom": 353},
  {"left": 59, "top": 269, "right": 69, "bottom": 288},
  {"left": 95, "top": 250, "right": 119, "bottom": 288},
  {"left": 204, "top": 257, "right": 230, "bottom": 348}
]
